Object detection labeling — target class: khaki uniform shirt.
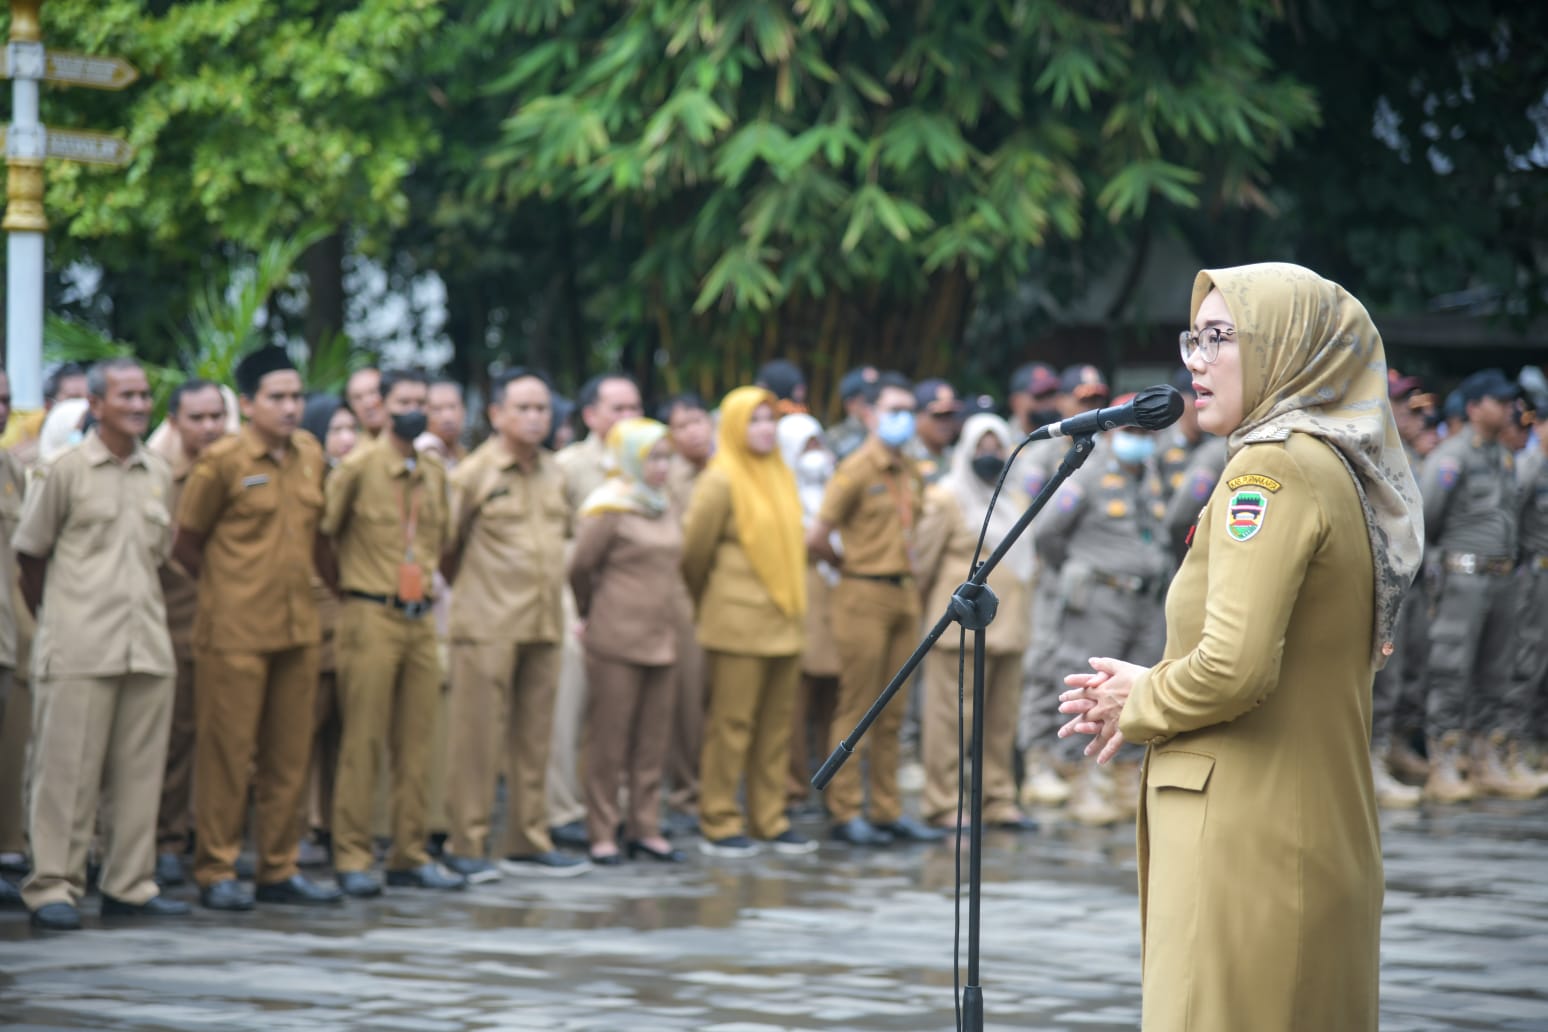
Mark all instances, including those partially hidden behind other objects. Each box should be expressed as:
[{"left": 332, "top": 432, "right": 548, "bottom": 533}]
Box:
[
  {"left": 569, "top": 509, "right": 687, "bottom": 666},
  {"left": 1420, "top": 430, "right": 1517, "bottom": 557},
  {"left": 556, "top": 434, "right": 611, "bottom": 514},
  {"left": 322, "top": 434, "right": 449, "bottom": 600},
  {"left": 913, "top": 486, "right": 1032, "bottom": 655},
  {"left": 665, "top": 454, "right": 704, "bottom": 515},
  {"left": 818, "top": 437, "right": 923, "bottom": 577},
  {"left": 178, "top": 426, "right": 326, "bottom": 652},
  {"left": 13, "top": 431, "right": 175, "bottom": 679},
  {"left": 0, "top": 450, "right": 25, "bottom": 668},
  {"left": 150, "top": 436, "right": 206, "bottom": 653},
  {"left": 1038, "top": 448, "right": 1170, "bottom": 582},
  {"left": 446, "top": 438, "right": 570, "bottom": 644}
]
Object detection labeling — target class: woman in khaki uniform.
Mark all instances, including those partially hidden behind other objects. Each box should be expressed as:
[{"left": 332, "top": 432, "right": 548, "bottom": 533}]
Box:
[
  {"left": 914, "top": 413, "right": 1035, "bottom": 830},
  {"left": 682, "top": 387, "right": 815, "bottom": 858},
  {"left": 1059, "top": 263, "right": 1423, "bottom": 1032},
  {"left": 298, "top": 395, "right": 358, "bottom": 857},
  {"left": 777, "top": 414, "right": 841, "bottom": 805},
  {"left": 569, "top": 418, "right": 687, "bottom": 865}
]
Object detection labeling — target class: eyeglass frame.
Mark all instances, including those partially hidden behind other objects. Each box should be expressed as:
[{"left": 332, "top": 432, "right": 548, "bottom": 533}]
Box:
[{"left": 1179, "top": 326, "right": 1236, "bottom": 365}]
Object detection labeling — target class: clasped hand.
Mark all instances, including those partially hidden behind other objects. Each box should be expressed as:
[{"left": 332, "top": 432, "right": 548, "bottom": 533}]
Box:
[{"left": 1058, "top": 656, "right": 1145, "bottom": 765}]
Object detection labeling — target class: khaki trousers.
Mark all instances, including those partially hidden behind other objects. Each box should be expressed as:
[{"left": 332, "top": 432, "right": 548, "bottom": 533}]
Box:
[
  {"left": 446, "top": 639, "right": 559, "bottom": 859},
  {"left": 787, "top": 674, "right": 837, "bottom": 804},
  {"left": 25, "top": 673, "right": 172, "bottom": 909},
  {"left": 156, "top": 647, "right": 197, "bottom": 854},
  {"left": 584, "top": 653, "right": 674, "bottom": 846},
  {"left": 921, "top": 649, "right": 1022, "bottom": 824},
  {"left": 544, "top": 590, "right": 588, "bottom": 828},
  {"left": 664, "top": 606, "right": 706, "bottom": 813},
  {"left": 305, "top": 670, "right": 340, "bottom": 833},
  {"left": 699, "top": 651, "right": 801, "bottom": 841},
  {"left": 333, "top": 600, "right": 440, "bottom": 872},
  {"left": 0, "top": 671, "right": 30, "bottom": 854},
  {"left": 193, "top": 645, "right": 318, "bottom": 887},
  {"left": 827, "top": 579, "right": 919, "bottom": 825}
]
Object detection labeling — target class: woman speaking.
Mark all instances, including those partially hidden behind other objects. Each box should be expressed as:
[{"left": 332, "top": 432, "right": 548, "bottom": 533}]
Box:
[{"left": 1059, "top": 263, "right": 1423, "bottom": 1031}]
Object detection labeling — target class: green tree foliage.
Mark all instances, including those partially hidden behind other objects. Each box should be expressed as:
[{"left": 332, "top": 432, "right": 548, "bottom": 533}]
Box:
[
  {"left": 476, "top": 0, "right": 1318, "bottom": 405},
  {"left": 13, "top": 0, "right": 440, "bottom": 360},
  {"left": 1254, "top": 0, "right": 1548, "bottom": 320}
]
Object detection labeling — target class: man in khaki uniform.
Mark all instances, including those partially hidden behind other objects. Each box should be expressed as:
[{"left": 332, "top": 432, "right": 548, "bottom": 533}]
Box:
[
  {"left": 808, "top": 373, "right": 945, "bottom": 846},
  {"left": 324, "top": 368, "right": 464, "bottom": 896},
  {"left": 175, "top": 348, "right": 342, "bottom": 911},
  {"left": 14, "top": 358, "right": 189, "bottom": 930},
  {"left": 549, "top": 373, "right": 643, "bottom": 846},
  {"left": 443, "top": 370, "right": 587, "bottom": 879},
  {"left": 151, "top": 379, "right": 228, "bottom": 887},
  {"left": 660, "top": 392, "right": 713, "bottom": 824},
  {"left": 0, "top": 370, "right": 28, "bottom": 908},
  {"left": 345, "top": 366, "right": 387, "bottom": 441}
]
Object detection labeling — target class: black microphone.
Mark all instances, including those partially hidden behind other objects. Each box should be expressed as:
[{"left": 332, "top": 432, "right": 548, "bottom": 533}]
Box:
[{"left": 1026, "top": 384, "right": 1185, "bottom": 441}]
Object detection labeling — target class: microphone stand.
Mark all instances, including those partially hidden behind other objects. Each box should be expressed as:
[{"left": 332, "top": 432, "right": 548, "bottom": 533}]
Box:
[{"left": 813, "top": 432, "right": 1099, "bottom": 1032}]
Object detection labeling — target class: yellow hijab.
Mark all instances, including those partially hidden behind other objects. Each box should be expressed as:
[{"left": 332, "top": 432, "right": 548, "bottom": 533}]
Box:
[
  {"left": 1192, "top": 262, "right": 1423, "bottom": 667},
  {"left": 579, "top": 418, "right": 670, "bottom": 517},
  {"left": 710, "top": 387, "right": 807, "bottom": 618}
]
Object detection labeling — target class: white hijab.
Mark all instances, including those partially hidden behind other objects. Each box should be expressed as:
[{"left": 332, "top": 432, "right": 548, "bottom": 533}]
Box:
[{"left": 942, "top": 413, "right": 1034, "bottom": 582}]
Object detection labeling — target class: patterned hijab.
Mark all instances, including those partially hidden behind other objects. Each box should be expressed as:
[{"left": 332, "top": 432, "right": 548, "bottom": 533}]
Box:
[
  {"left": 578, "top": 418, "right": 670, "bottom": 518},
  {"left": 710, "top": 387, "right": 808, "bottom": 618},
  {"left": 1191, "top": 262, "right": 1423, "bottom": 668}
]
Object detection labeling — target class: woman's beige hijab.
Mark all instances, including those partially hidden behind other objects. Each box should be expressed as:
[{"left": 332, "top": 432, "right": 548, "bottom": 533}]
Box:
[{"left": 1191, "top": 262, "right": 1423, "bottom": 668}]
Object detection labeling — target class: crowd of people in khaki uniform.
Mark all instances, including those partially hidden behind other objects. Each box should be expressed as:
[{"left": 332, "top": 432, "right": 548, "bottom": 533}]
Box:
[{"left": 0, "top": 345, "right": 1543, "bottom": 932}]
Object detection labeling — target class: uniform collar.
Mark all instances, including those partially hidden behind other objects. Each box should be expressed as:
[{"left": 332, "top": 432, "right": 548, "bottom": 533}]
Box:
[
  {"left": 859, "top": 435, "right": 907, "bottom": 473},
  {"left": 488, "top": 436, "right": 546, "bottom": 474},
  {"left": 240, "top": 423, "right": 297, "bottom": 462},
  {"left": 372, "top": 431, "right": 422, "bottom": 478},
  {"left": 80, "top": 429, "right": 149, "bottom": 468}
]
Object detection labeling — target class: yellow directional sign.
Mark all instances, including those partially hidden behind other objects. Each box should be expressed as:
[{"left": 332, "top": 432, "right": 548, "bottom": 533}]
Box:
[
  {"left": 0, "top": 48, "right": 139, "bottom": 90},
  {"left": 0, "top": 127, "right": 134, "bottom": 167}
]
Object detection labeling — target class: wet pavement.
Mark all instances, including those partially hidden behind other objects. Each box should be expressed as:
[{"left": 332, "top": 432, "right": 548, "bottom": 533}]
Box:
[{"left": 1, "top": 798, "right": 1546, "bottom": 1031}]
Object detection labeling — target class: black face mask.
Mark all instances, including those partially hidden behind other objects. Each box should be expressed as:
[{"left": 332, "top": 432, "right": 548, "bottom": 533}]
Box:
[
  {"left": 391, "top": 411, "right": 428, "bottom": 442},
  {"left": 1030, "top": 408, "right": 1062, "bottom": 431},
  {"left": 971, "top": 454, "right": 1005, "bottom": 485}
]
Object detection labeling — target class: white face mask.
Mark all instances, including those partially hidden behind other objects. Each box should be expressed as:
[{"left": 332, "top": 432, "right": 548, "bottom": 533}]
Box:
[{"left": 796, "top": 449, "right": 834, "bottom": 484}]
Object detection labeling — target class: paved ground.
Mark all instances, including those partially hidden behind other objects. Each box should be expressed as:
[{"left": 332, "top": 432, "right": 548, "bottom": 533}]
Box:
[{"left": 1, "top": 797, "right": 1546, "bottom": 1031}]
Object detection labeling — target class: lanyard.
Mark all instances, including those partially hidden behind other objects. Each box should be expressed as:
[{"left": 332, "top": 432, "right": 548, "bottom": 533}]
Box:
[{"left": 399, "top": 477, "right": 423, "bottom": 563}]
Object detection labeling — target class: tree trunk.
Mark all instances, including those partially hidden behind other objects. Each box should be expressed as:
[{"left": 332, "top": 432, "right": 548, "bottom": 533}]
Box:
[{"left": 304, "top": 231, "right": 347, "bottom": 350}]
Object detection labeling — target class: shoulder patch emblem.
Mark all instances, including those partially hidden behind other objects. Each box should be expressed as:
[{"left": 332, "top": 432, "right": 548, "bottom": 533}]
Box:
[
  {"left": 1225, "top": 474, "right": 1282, "bottom": 493},
  {"left": 1226, "top": 488, "right": 1268, "bottom": 542},
  {"left": 1190, "top": 474, "right": 1215, "bottom": 502},
  {"left": 1436, "top": 461, "right": 1460, "bottom": 491}
]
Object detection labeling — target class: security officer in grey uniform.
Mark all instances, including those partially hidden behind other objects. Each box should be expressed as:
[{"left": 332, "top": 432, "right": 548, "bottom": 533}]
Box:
[
  {"left": 1509, "top": 397, "right": 1548, "bottom": 784},
  {"left": 1034, "top": 398, "right": 1169, "bottom": 824},
  {"left": 1015, "top": 364, "right": 1109, "bottom": 807},
  {"left": 825, "top": 367, "right": 878, "bottom": 463},
  {"left": 1418, "top": 369, "right": 1538, "bottom": 801},
  {"left": 1156, "top": 368, "right": 1204, "bottom": 507},
  {"left": 1369, "top": 374, "right": 1435, "bottom": 804}
]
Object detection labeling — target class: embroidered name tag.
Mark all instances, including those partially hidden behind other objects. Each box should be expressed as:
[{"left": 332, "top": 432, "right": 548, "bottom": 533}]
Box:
[
  {"left": 242, "top": 475, "right": 270, "bottom": 489},
  {"left": 1225, "top": 474, "right": 1281, "bottom": 493}
]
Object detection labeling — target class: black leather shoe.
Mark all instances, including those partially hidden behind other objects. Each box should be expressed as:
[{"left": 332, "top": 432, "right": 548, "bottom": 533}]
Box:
[
  {"left": 154, "top": 852, "right": 186, "bottom": 887},
  {"left": 626, "top": 840, "right": 688, "bottom": 863},
  {"left": 588, "top": 850, "right": 624, "bottom": 866},
  {"left": 200, "top": 878, "right": 255, "bottom": 911},
  {"left": 385, "top": 862, "right": 465, "bottom": 891},
  {"left": 336, "top": 870, "right": 383, "bottom": 898},
  {"left": 0, "top": 877, "right": 23, "bottom": 909},
  {"left": 877, "top": 814, "right": 948, "bottom": 843},
  {"left": 29, "top": 901, "right": 81, "bottom": 931},
  {"left": 549, "top": 820, "right": 590, "bottom": 851},
  {"left": 255, "top": 874, "right": 344, "bottom": 906},
  {"left": 830, "top": 817, "right": 894, "bottom": 847},
  {"left": 992, "top": 814, "right": 1040, "bottom": 833},
  {"left": 101, "top": 893, "right": 191, "bottom": 917}
]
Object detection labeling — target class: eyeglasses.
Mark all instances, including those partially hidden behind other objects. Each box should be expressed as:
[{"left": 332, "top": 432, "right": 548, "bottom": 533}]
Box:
[{"left": 1179, "top": 326, "right": 1236, "bottom": 365}]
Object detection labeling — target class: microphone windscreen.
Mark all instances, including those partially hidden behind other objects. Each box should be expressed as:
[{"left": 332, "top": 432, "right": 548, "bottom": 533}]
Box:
[{"left": 1134, "top": 385, "right": 1186, "bottom": 431}]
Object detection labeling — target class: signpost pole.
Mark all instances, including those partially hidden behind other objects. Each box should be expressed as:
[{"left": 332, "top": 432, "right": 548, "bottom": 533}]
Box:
[{"left": 4, "top": 0, "right": 46, "bottom": 411}]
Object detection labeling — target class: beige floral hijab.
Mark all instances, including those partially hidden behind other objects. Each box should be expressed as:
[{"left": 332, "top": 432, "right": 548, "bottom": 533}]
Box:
[{"left": 1191, "top": 262, "right": 1423, "bottom": 668}]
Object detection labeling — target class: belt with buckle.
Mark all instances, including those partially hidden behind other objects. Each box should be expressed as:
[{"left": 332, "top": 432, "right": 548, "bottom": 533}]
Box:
[
  {"left": 345, "top": 590, "right": 433, "bottom": 619},
  {"left": 842, "top": 572, "right": 913, "bottom": 587},
  {"left": 1442, "top": 553, "right": 1514, "bottom": 577},
  {"left": 1093, "top": 571, "right": 1156, "bottom": 595}
]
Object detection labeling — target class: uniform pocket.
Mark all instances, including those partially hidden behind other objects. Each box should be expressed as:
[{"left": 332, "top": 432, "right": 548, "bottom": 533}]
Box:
[
  {"left": 1147, "top": 749, "right": 1214, "bottom": 792},
  {"left": 142, "top": 499, "right": 172, "bottom": 561}
]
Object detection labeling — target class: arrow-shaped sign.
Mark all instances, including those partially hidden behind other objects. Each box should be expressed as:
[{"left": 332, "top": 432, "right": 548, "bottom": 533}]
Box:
[
  {"left": 0, "top": 48, "right": 139, "bottom": 90},
  {"left": 0, "top": 127, "right": 134, "bottom": 167}
]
